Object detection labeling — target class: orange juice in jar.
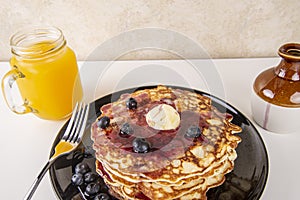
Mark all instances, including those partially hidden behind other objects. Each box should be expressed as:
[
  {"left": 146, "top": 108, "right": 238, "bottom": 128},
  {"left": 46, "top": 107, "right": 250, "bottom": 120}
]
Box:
[{"left": 2, "top": 26, "right": 83, "bottom": 120}]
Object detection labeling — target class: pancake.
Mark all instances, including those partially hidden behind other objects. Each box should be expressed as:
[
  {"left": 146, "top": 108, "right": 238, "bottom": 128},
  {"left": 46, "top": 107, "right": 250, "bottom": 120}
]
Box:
[
  {"left": 97, "top": 157, "right": 234, "bottom": 200},
  {"left": 91, "top": 85, "right": 242, "bottom": 200}
]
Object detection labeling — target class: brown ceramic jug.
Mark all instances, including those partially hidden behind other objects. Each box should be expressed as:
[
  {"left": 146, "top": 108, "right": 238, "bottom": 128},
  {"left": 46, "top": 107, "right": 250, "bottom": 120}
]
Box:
[{"left": 251, "top": 43, "right": 300, "bottom": 133}]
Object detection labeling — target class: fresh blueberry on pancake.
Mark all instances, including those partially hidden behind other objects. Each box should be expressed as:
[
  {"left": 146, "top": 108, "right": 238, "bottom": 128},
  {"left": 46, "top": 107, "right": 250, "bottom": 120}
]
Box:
[
  {"left": 132, "top": 138, "right": 151, "bottom": 153},
  {"left": 126, "top": 97, "right": 137, "bottom": 109},
  {"left": 119, "top": 122, "right": 134, "bottom": 136},
  {"left": 185, "top": 125, "right": 202, "bottom": 138},
  {"left": 97, "top": 116, "right": 110, "bottom": 129}
]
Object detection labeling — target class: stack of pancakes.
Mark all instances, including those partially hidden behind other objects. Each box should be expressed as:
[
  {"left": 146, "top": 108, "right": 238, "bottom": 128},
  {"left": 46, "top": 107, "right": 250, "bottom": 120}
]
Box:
[{"left": 91, "top": 86, "right": 242, "bottom": 200}]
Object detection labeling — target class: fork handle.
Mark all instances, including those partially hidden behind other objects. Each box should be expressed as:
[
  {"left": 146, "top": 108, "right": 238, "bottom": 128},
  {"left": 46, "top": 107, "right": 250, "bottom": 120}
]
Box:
[{"left": 24, "top": 159, "right": 55, "bottom": 200}]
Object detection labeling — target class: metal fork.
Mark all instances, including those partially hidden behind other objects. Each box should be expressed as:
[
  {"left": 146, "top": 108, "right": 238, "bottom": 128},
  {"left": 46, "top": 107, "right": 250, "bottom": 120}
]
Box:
[{"left": 24, "top": 102, "right": 90, "bottom": 200}]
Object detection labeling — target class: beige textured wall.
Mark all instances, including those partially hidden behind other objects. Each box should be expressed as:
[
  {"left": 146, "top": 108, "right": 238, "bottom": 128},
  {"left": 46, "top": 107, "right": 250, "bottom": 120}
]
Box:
[{"left": 0, "top": 0, "right": 299, "bottom": 61}]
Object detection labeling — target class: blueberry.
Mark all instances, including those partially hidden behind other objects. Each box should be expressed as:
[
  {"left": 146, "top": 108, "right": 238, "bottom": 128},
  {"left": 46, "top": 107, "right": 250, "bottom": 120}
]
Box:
[
  {"left": 85, "top": 182, "right": 101, "bottom": 196},
  {"left": 126, "top": 98, "right": 137, "bottom": 109},
  {"left": 84, "top": 172, "right": 99, "bottom": 183},
  {"left": 185, "top": 125, "right": 202, "bottom": 138},
  {"left": 75, "top": 163, "right": 91, "bottom": 174},
  {"left": 94, "top": 193, "right": 110, "bottom": 200},
  {"left": 120, "top": 123, "right": 133, "bottom": 136},
  {"left": 97, "top": 179, "right": 109, "bottom": 192},
  {"left": 132, "top": 138, "right": 151, "bottom": 153},
  {"left": 71, "top": 173, "right": 84, "bottom": 186},
  {"left": 97, "top": 116, "right": 110, "bottom": 129}
]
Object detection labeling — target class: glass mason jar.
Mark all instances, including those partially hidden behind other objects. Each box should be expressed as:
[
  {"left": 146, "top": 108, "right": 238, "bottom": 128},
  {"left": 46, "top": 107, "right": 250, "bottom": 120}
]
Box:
[{"left": 2, "top": 26, "right": 83, "bottom": 120}]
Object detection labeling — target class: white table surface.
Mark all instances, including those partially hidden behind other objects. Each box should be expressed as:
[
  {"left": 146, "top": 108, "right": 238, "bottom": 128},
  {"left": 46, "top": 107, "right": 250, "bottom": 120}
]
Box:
[{"left": 1, "top": 58, "right": 299, "bottom": 200}]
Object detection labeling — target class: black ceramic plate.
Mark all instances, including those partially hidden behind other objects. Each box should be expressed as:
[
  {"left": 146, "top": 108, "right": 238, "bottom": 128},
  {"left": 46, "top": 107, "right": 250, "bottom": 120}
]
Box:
[{"left": 49, "top": 86, "right": 269, "bottom": 200}]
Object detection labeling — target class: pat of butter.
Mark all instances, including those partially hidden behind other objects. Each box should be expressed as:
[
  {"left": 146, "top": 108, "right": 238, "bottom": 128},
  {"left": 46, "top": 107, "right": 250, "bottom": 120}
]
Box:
[{"left": 146, "top": 104, "right": 180, "bottom": 130}]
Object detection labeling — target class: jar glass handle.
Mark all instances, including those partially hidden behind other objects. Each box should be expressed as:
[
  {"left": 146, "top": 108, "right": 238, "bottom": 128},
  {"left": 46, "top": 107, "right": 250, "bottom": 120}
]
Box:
[{"left": 1, "top": 69, "right": 32, "bottom": 114}]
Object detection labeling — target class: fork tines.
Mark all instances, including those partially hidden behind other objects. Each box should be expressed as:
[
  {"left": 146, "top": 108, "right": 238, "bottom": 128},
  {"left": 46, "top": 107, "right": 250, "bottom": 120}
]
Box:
[{"left": 62, "top": 102, "right": 89, "bottom": 144}]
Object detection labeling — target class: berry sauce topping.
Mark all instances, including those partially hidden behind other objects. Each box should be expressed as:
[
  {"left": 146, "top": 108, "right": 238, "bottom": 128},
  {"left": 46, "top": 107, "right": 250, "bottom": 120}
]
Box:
[{"left": 93, "top": 92, "right": 213, "bottom": 156}]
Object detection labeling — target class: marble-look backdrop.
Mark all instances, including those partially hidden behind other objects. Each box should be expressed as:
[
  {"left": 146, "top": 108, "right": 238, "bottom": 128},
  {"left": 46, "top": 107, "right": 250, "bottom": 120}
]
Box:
[{"left": 0, "top": 0, "right": 299, "bottom": 61}]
